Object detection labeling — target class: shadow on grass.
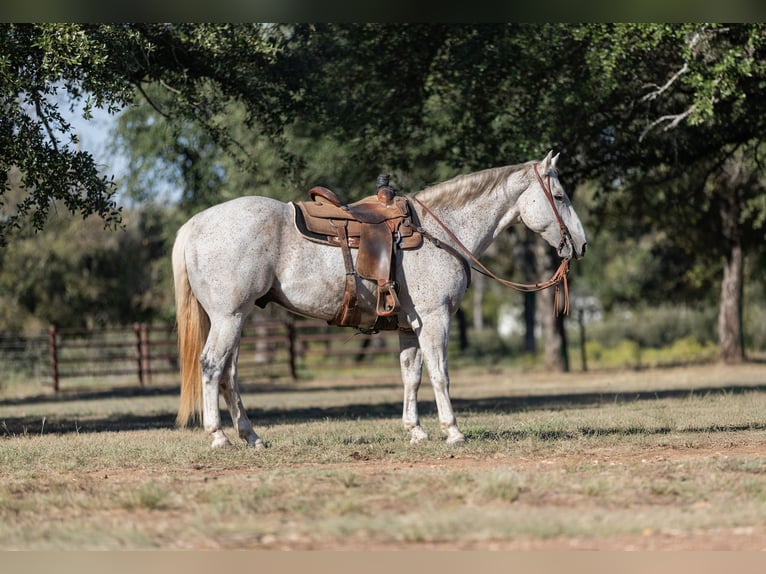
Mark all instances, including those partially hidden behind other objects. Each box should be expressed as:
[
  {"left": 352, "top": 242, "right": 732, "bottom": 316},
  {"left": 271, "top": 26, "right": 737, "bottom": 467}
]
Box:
[
  {"left": 1, "top": 381, "right": 765, "bottom": 437},
  {"left": 464, "top": 422, "right": 766, "bottom": 443},
  {"left": 0, "top": 380, "right": 400, "bottom": 406}
]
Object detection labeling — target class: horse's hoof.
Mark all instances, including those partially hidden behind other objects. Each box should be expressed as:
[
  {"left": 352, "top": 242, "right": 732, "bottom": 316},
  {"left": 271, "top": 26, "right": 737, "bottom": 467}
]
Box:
[
  {"left": 409, "top": 427, "right": 430, "bottom": 444},
  {"left": 250, "top": 438, "right": 266, "bottom": 450},
  {"left": 242, "top": 431, "right": 266, "bottom": 449},
  {"left": 446, "top": 432, "right": 466, "bottom": 445},
  {"left": 211, "top": 431, "right": 232, "bottom": 449}
]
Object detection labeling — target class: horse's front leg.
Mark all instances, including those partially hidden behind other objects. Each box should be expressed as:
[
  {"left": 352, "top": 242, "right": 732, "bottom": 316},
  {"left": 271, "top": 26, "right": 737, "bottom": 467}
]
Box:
[
  {"left": 418, "top": 311, "right": 466, "bottom": 445},
  {"left": 399, "top": 329, "right": 429, "bottom": 444}
]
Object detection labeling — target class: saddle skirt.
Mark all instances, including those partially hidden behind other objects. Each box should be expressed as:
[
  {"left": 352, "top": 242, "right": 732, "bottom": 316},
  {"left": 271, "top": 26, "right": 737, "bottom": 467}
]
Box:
[
  {"left": 292, "top": 185, "right": 423, "bottom": 332},
  {"left": 293, "top": 187, "right": 422, "bottom": 250}
]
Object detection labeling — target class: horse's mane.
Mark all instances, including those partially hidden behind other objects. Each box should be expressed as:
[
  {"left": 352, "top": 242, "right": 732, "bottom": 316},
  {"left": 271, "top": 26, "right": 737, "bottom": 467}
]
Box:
[{"left": 413, "top": 162, "right": 532, "bottom": 208}]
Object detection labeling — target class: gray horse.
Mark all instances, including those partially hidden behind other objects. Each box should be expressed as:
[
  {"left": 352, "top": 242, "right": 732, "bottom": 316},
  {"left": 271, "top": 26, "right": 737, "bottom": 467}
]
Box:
[{"left": 172, "top": 151, "right": 587, "bottom": 448}]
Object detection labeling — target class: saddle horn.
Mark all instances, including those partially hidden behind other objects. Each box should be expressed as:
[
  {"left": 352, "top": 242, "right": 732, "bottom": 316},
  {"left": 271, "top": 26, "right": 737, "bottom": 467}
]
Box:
[{"left": 376, "top": 174, "right": 395, "bottom": 206}]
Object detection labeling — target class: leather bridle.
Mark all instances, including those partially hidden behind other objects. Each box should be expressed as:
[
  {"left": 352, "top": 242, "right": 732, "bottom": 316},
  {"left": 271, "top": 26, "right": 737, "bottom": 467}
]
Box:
[
  {"left": 532, "top": 163, "right": 574, "bottom": 258},
  {"left": 410, "top": 162, "right": 573, "bottom": 315}
]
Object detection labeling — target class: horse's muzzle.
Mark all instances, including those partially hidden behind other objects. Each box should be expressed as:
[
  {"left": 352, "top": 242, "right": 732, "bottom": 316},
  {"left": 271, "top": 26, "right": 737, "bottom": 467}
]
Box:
[{"left": 559, "top": 240, "right": 586, "bottom": 261}]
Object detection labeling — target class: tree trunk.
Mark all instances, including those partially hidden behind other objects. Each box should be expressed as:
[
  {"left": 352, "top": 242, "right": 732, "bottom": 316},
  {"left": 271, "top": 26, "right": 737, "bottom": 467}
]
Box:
[
  {"left": 523, "top": 292, "right": 536, "bottom": 354},
  {"left": 455, "top": 308, "right": 469, "bottom": 351},
  {"left": 472, "top": 272, "right": 485, "bottom": 331},
  {"left": 718, "top": 242, "right": 744, "bottom": 363},
  {"left": 717, "top": 157, "right": 746, "bottom": 364},
  {"left": 536, "top": 240, "right": 568, "bottom": 371},
  {"left": 513, "top": 228, "right": 537, "bottom": 354}
]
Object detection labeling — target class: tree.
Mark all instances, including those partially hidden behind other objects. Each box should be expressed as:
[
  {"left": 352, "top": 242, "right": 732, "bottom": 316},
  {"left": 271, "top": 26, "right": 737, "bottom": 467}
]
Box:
[
  {"left": 112, "top": 84, "right": 391, "bottom": 212},
  {"left": 579, "top": 24, "right": 766, "bottom": 363},
  {"left": 0, "top": 23, "right": 307, "bottom": 244},
  {"left": 107, "top": 24, "right": 619, "bottom": 368},
  {"left": 0, "top": 198, "right": 167, "bottom": 332},
  {"left": 0, "top": 24, "right": 129, "bottom": 245},
  {"left": 10, "top": 22, "right": 765, "bottom": 367}
]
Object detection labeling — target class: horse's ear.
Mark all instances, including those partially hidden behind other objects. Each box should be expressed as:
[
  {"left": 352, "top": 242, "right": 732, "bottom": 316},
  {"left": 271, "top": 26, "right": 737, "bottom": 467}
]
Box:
[
  {"left": 551, "top": 152, "right": 560, "bottom": 170},
  {"left": 541, "top": 150, "right": 554, "bottom": 171}
]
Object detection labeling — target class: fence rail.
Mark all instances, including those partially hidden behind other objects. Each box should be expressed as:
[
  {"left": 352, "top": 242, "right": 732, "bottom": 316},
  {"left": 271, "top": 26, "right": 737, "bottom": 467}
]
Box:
[{"left": 2, "top": 319, "right": 402, "bottom": 392}]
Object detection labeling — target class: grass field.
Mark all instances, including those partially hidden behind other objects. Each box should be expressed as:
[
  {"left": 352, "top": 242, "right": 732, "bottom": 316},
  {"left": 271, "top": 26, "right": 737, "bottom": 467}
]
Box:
[{"left": 2, "top": 362, "right": 766, "bottom": 550}]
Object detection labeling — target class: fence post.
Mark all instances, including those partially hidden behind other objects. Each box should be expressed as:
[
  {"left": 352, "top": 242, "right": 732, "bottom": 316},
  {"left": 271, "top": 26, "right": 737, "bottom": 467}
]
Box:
[
  {"left": 133, "top": 323, "right": 144, "bottom": 386},
  {"left": 48, "top": 325, "right": 59, "bottom": 392},
  {"left": 254, "top": 320, "right": 271, "bottom": 365},
  {"left": 578, "top": 308, "right": 588, "bottom": 372},
  {"left": 286, "top": 320, "right": 298, "bottom": 381},
  {"left": 140, "top": 323, "right": 151, "bottom": 385}
]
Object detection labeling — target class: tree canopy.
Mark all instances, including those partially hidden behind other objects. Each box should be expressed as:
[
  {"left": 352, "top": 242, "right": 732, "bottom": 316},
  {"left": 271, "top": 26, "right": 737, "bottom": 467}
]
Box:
[{"left": 2, "top": 23, "right": 766, "bottom": 362}]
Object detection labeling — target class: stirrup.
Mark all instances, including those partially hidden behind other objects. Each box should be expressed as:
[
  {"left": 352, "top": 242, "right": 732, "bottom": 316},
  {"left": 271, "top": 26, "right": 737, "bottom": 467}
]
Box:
[{"left": 376, "top": 281, "right": 400, "bottom": 317}]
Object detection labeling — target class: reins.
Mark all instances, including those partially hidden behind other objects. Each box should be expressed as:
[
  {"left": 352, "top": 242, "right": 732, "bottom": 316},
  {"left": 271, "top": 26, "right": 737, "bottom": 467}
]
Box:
[{"left": 410, "top": 163, "right": 572, "bottom": 315}]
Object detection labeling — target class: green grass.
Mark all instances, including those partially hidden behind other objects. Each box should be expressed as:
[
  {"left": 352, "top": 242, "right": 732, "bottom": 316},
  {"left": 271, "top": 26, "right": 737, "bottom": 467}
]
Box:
[{"left": 1, "top": 363, "right": 766, "bottom": 549}]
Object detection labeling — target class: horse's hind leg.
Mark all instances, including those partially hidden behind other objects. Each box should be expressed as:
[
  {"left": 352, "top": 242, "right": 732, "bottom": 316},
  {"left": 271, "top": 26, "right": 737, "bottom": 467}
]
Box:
[
  {"left": 399, "top": 329, "right": 429, "bottom": 444},
  {"left": 200, "top": 314, "right": 245, "bottom": 448},
  {"left": 220, "top": 343, "right": 265, "bottom": 449}
]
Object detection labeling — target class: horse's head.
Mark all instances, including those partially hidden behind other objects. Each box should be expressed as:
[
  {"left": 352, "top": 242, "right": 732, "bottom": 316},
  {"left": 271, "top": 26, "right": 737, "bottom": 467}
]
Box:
[{"left": 517, "top": 151, "right": 588, "bottom": 261}]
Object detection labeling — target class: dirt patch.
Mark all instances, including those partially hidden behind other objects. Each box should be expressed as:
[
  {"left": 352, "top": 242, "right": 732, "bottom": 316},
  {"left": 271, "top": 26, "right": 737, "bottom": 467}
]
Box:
[
  {"left": 76, "top": 440, "right": 766, "bottom": 550},
  {"left": 7, "top": 364, "right": 766, "bottom": 550},
  {"left": 212, "top": 528, "right": 766, "bottom": 551}
]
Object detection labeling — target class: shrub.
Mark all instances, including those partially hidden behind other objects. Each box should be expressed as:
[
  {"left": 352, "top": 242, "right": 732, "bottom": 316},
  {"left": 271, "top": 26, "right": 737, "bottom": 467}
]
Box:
[{"left": 586, "top": 305, "right": 717, "bottom": 349}]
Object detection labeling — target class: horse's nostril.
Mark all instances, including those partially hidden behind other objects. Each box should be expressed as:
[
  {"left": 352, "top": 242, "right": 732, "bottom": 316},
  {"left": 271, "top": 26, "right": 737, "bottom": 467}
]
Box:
[{"left": 582, "top": 242, "right": 587, "bottom": 255}]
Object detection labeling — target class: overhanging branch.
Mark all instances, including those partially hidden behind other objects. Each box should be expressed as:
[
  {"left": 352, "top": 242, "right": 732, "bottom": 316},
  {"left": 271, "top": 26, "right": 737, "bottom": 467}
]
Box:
[
  {"left": 642, "top": 62, "right": 689, "bottom": 103},
  {"left": 639, "top": 104, "right": 697, "bottom": 142},
  {"left": 31, "top": 91, "right": 60, "bottom": 153}
]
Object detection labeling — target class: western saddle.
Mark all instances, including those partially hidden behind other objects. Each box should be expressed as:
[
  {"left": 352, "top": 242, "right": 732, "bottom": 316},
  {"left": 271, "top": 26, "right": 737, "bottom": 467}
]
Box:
[{"left": 293, "top": 175, "right": 423, "bottom": 332}]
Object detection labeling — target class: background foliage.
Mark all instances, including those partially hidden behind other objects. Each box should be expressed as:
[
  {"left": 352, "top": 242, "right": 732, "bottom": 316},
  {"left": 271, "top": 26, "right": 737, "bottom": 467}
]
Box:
[{"left": 2, "top": 23, "right": 766, "bottom": 368}]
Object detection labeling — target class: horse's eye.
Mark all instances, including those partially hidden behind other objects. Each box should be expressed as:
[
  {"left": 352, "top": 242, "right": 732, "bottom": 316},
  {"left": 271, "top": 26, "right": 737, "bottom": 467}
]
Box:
[{"left": 554, "top": 193, "right": 564, "bottom": 201}]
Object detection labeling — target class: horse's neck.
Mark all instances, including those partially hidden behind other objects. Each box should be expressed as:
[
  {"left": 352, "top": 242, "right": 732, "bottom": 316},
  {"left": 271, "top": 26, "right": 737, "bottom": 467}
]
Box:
[{"left": 419, "top": 174, "right": 526, "bottom": 257}]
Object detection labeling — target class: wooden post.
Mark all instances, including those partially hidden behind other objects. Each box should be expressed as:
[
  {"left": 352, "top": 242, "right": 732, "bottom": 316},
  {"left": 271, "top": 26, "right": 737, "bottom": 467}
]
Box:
[
  {"left": 286, "top": 320, "right": 298, "bottom": 381},
  {"left": 48, "top": 325, "right": 59, "bottom": 392},
  {"left": 133, "top": 323, "right": 143, "bottom": 386},
  {"left": 140, "top": 323, "right": 151, "bottom": 385},
  {"left": 254, "top": 320, "right": 271, "bottom": 364}
]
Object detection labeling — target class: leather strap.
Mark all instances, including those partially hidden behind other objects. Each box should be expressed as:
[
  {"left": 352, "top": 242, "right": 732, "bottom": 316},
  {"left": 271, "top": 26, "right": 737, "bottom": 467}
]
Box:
[
  {"left": 532, "top": 163, "right": 574, "bottom": 256},
  {"left": 332, "top": 221, "right": 362, "bottom": 326}
]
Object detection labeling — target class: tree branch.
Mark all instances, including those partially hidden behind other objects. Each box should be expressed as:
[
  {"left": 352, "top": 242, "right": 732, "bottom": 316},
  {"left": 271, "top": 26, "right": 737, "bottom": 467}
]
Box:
[
  {"left": 641, "top": 62, "right": 688, "bottom": 102},
  {"left": 138, "top": 80, "right": 254, "bottom": 169},
  {"left": 638, "top": 27, "right": 711, "bottom": 142},
  {"left": 639, "top": 104, "right": 696, "bottom": 142},
  {"left": 159, "top": 79, "right": 181, "bottom": 95},
  {"left": 32, "top": 91, "right": 60, "bottom": 153},
  {"left": 135, "top": 82, "right": 172, "bottom": 120}
]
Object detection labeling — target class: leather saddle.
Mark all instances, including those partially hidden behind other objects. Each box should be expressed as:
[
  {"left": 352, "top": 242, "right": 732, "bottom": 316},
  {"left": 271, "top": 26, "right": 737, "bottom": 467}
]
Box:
[{"left": 293, "top": 177, "right": 423, "bottom": 332}]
